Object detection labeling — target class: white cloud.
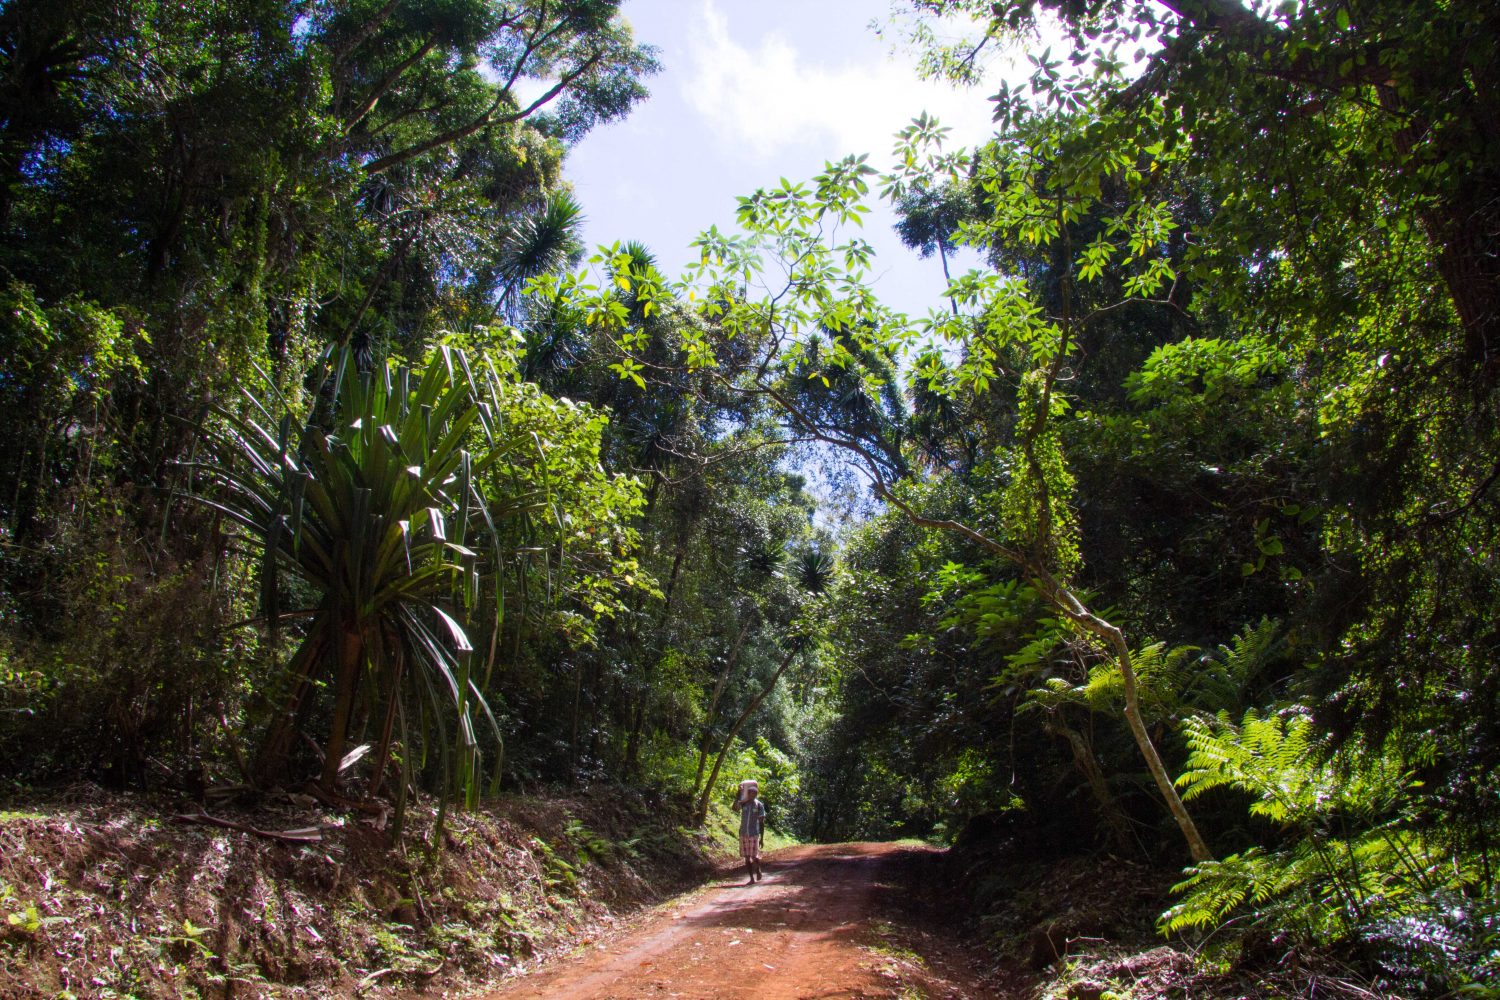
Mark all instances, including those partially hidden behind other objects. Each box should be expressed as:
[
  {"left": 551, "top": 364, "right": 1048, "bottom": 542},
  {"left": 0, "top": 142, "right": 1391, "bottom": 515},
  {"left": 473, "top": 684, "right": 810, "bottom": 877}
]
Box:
[{"left": 680, "top": 0, "right": 1005, "bottom": 166}]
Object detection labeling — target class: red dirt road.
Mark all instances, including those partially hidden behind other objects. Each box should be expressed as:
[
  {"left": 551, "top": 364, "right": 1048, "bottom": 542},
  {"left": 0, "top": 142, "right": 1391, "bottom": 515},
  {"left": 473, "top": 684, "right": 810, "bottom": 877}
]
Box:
[{"left": 479, "top": 842, "right": 1001, "bottom": 1000}]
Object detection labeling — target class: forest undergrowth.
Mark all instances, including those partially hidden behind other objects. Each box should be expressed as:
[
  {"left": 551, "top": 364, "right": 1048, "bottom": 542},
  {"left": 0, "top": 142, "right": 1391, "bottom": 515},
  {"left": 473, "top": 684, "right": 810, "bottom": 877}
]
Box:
[
  {"left": 0, "top": 785, "right": 1433, "bottom": 1000},
  {"left": 0, "top": 787, "right": 728, "bottom": 999},
  {"left": 942, "top": 820, "right": 1409, "bottom": 1000}
]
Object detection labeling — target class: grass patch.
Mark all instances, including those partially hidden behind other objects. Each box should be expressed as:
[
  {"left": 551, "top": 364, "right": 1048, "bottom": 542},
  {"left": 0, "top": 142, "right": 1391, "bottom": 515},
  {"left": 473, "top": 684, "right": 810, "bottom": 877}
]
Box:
[
  {"left": 0, "top": 811, "right": 45, "bottom": 823},
  {"left": 701, "top": 799, "right": 801, "bottom": 857}
]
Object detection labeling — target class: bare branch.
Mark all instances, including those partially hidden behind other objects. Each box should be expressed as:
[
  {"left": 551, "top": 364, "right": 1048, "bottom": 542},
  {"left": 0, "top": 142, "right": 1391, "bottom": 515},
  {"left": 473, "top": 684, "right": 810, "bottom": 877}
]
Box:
[{"left": 345, "top": 35, "right": 440, "bottom": 132}]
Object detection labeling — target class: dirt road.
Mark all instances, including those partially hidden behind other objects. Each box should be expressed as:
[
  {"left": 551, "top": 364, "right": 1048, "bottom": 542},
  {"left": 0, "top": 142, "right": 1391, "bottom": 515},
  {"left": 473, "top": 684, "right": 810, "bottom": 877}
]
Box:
[{"left": 479, "top": 842, "right": 1001, "bottom": 1000}]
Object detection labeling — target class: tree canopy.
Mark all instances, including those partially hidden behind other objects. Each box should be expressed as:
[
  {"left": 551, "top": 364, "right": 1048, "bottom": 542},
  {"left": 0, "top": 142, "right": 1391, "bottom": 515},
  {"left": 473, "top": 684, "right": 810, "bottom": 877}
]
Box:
[{"left": 1, "top": 2, "right": 1496, "bottom": 994}]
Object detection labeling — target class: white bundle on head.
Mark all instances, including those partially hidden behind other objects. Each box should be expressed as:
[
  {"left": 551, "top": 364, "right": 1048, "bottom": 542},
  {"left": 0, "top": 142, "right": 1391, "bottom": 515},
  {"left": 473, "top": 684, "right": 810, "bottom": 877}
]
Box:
[{"left": 737, "top": 779, "right": 758, "bottom": 803}]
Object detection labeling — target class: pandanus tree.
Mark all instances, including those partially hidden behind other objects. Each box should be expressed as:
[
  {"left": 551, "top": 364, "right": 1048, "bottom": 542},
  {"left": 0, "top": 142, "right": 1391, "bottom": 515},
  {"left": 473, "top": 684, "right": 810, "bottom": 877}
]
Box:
[
  {"left": 192, "top": 345, "right": 549, "bottom": 812},
  {"left": 493, "top": 191, "right": 587, "bottom": 324}
]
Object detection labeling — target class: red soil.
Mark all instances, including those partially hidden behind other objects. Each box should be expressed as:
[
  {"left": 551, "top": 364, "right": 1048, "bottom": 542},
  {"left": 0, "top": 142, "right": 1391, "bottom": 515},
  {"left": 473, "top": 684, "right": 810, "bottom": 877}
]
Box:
[{"left": 477, "top": 842, "right": 1003, "bottom": 1000}]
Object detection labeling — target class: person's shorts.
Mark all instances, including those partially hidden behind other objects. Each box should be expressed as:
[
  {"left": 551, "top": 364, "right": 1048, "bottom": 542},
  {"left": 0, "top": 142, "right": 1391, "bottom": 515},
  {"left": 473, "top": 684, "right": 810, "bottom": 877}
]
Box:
[{"left": 739, "top": 835, "right": 761, "bottom": 859}]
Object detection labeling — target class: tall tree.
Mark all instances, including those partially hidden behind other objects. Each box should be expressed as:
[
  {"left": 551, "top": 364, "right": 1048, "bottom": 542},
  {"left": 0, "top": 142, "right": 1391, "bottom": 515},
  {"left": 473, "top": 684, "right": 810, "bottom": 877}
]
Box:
[{"left": 903, "top": 0, "right": 1500, "bottom": 380}]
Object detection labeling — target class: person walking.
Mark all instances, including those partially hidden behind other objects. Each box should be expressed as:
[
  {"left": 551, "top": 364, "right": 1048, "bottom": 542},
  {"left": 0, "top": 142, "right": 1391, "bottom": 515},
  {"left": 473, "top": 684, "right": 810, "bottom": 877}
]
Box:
[{"left": 735, "top": 779, "right": 766, "bottom": 884}]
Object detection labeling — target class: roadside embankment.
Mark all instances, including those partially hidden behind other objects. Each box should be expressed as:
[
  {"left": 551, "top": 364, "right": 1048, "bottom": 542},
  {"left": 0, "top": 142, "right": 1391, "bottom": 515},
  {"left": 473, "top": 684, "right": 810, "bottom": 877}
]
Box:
[{"left": 0, "top": 786, "right": 723, "bottom": 998}]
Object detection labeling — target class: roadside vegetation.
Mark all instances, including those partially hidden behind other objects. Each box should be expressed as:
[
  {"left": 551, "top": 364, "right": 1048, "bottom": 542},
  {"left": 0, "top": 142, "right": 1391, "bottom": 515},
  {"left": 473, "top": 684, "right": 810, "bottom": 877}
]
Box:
[{"left": 2, "top": 1, "right": 1497, "bottom": 997}]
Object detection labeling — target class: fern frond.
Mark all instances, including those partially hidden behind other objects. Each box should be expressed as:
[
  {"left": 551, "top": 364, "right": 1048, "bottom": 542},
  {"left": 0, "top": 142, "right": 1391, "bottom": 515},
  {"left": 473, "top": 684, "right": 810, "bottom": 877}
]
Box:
[
  {"left": 1175, "top": 617, "right": 1281, "bottom": 714},
  {"left": 1176, "top": 709, "right": 1332, "bottom": 824},
  {"left": 1218, "top": 617, "right": 1281, "bottom": 685},
  {"left": 1161, "top": 850, "right": 1271, "bottom": 932},
  {"left": 1164, "top": 705, "right": 1453, "bottom": 947}
]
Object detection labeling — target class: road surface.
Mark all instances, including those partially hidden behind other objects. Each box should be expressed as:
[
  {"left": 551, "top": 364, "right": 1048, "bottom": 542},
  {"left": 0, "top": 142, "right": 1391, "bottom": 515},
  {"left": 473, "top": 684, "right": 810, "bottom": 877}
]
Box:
[{"left": 480, "top": 842, "right": 1000, "bottom": 1000}]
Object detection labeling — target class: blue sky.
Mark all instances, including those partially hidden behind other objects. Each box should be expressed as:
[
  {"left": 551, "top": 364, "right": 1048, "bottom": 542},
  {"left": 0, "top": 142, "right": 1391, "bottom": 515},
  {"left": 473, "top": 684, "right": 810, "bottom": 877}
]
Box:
[{"left": 560, "top": 0, "right": 1031, "bottom": 318}]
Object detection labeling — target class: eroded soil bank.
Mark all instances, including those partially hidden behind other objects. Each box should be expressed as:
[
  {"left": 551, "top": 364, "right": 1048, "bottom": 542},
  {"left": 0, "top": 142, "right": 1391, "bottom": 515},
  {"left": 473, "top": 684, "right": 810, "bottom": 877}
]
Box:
[{"left": 0, "top": 787, "right": 718, "bottom": 998}]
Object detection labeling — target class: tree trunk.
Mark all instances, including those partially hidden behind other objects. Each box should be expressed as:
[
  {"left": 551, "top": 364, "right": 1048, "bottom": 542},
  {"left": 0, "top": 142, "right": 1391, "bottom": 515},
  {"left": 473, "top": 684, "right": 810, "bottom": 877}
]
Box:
[
  {"left": 1165, "top": 0, "right": 1500, "bottom": 383},
  {"left": 1047, "top": 584, "right": 1214, "bottom": 863},
  {"left": 568, "top": 659, "right": 584, "bottom": 776},
  {"left": 1419, "top": 178, "right": 1500, "bottom": 381},
  {"left": 692, "top": 615, "right": 755, "bottom": 795},
  {"left": 939, "top": 240, "right": 959, "bottom": 317},
  {"left": 660, "top": 542, "right": 688, "bottom": 623},
  {"left": 1047, "top": 711, "right": 1134, "bottom": 856},
  {"left": 693, "top": 644, "right": 797, "bottom": 826},
  {"left": 256, "top": 636, "right": 325, "bottom": 785},
  {"left": 368, "top": 655, "right": 405, "bottom": 797},
  {"left": 319, "top": 627, "right": 364, "bottom": 792},
  {"left": 623, "top": 695, "right": 645, "bottom": 781},
  {"left": 879, "top": 497, "right": 1215, "bottom": 864}
]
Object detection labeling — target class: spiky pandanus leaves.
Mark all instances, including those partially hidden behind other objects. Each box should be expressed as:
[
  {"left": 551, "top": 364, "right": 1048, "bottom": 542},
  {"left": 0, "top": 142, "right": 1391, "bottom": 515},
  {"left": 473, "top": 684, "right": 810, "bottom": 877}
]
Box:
[
  {"left": 495, "top": 190, "right": 586, "bottom": 320},
  {"left": 792, "top": 546, "right": 835, "bottom": 597},
  {"left": 191, "top": 345, "right": 548, "bottom": 827}
]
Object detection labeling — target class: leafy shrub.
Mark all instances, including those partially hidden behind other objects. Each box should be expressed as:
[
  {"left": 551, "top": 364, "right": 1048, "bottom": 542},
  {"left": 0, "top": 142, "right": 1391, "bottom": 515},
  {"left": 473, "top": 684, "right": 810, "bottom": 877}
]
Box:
[
  {"left": 0, "top": 491, "right": 258, "bottom": 788},
  {"left": 933, "top": 748, "right": 1022, "bottom": 842},
  {"left": 1359, "top": 890, "right": 1500, "bottom": 997}
]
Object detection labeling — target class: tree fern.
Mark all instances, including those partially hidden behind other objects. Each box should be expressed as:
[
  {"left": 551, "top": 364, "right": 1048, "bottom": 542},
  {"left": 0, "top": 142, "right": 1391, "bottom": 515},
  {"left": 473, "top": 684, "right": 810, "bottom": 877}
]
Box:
[
  {"left": 1176, "top": 710, "right": 1324, "bottom": 824},
  {"left": 1164, "top": 707, "right": 1461, "bottom": 947},
  {"left": 1177, "top": 709, "right": 1410, "bottom": 825},
  {"left": 1178, "top": 616, "right": 1281, "bottom": 714},
  {"left": 1026, "top": 618, "right": 1281, "bottom": 724}
]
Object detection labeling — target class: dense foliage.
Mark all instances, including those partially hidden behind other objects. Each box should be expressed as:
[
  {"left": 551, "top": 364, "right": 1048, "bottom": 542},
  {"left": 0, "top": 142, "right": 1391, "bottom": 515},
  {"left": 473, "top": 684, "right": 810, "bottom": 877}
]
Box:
[
  {"left": 0, "top": 0, "right": 832, "bottom": 846},
  {"left": 544, "top": 1, "right": 1497, "bottom": 992},
  {"left": 2, "top": 1, "right": 1497, "bottom": 995}
]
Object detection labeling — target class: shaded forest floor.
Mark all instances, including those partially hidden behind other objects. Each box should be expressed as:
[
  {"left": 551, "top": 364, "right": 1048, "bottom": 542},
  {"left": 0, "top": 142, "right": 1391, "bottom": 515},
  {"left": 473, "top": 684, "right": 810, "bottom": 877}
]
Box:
[
  {"left": 0, "top": 789, "right": 1397, "bottom": 999},
  {"left": 942, "top": 824, "right": 1398, "bottom": 1000}
]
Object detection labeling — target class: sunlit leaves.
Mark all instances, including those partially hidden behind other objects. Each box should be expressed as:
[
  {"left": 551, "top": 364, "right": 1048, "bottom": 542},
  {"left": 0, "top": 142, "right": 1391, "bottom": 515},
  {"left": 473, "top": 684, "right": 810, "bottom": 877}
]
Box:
[
  {"left": 1126, "top": 335, "right": 1287, "bottom": 406},
  {"left": 190, "top": 341, "right": 643, "bottom": 810},
  {"left": 608, "top": 357, "right": 646, "bottom": 389},
  {"left": 1163, "top": 708, "right": 1456, "bottom": 943},
  {"left": 883, "top": 112, "right": 971, "bottom": 204}
]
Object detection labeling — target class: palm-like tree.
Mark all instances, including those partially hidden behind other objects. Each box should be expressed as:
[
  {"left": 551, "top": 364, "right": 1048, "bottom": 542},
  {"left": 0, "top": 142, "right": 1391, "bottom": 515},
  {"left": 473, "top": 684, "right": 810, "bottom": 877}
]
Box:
[
  {"left": 893, "top": 182, "right": 975, "bottom": 317},
  {"left": 193, "top": 346, "right": 542, "bottom": 812},
  {"left": 494, "top": 190, "right": 586, "bottom": 322}
]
